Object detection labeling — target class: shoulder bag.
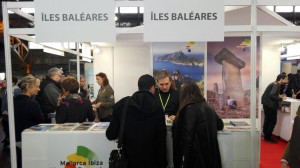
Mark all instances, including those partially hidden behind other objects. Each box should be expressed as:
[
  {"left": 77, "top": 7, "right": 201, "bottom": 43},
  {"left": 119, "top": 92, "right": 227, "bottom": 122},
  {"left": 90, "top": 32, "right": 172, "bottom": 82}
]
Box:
[{"left": 109, "top": 98, "right": 130, "bottom": 168}]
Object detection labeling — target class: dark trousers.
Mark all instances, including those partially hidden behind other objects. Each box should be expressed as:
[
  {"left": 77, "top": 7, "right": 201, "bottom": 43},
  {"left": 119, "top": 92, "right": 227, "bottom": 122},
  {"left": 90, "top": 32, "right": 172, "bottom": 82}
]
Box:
[
  {"left": 17, "top": 147, "right": 22, "bottom": 168},
  {"left": 100, "top": 115, "right": 112, "bottom": 122},
  {"left": 2, "top": 114, "right": 10, "bottom": 144},
  {"left": 263, "top": 105, "right": 278, "bottom": 140}
]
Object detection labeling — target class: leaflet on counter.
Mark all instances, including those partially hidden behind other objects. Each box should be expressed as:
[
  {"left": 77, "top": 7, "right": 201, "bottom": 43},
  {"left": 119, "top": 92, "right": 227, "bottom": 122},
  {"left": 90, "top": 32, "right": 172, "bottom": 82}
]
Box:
[
  {"left": 50, "top": 123, "right": 78, "bottom": 131},
  {"left": 91, "top": 122, "right": 110, "bottom": 131}
]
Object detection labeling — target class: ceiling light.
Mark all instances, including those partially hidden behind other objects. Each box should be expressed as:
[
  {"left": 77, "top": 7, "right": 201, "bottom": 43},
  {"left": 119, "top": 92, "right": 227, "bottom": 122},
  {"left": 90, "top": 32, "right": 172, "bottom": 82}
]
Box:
[
  {"left": 94, "top": 47, "right": 100, "bottom": 53},
  {"left": 119, "top": 7, "right": 138, "bottom": 14},
  {"left": 287, "top": 56, "right": 300, "bottom": 60},
  {"left": 21, "top": 8, "right": 35, "bottom": 13}
]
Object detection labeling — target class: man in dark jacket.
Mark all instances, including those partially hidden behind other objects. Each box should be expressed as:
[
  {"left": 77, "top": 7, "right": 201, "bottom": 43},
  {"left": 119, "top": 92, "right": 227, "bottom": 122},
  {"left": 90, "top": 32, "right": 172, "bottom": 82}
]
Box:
[
  {"left": 262, "top": 74, "right": 287, "bottom": 143},
  {"left": 36, "top": 67, "right": 63, "bottom": 123},
  {"left": 106, "top": 74, "right": 167, "bottom": 168}
]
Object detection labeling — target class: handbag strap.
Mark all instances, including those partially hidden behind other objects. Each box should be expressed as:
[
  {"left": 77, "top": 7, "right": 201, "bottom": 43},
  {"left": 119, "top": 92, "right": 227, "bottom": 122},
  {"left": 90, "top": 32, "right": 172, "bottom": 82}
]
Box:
[{"left": 117, "top": 97, "right": 130, "bottom": 149}]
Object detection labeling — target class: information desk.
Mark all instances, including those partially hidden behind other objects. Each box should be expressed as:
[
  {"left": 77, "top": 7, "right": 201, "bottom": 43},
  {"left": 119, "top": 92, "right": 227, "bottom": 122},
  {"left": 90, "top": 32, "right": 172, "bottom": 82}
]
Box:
[
  {"left": 271, "top": 97, "right": 300, "bottom": 141},
  {"left": 22, "top": 123, "right": 259, "bottom": 168}
]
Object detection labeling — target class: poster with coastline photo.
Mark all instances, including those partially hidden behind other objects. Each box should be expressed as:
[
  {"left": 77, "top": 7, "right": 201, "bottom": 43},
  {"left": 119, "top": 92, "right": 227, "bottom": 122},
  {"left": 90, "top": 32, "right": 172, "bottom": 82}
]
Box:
[
  {"left": 152, "top": 42, "right": 205, "bottom": 93},
  {"left": 207, "top": 37, "right": 260, "bottom": 118}
]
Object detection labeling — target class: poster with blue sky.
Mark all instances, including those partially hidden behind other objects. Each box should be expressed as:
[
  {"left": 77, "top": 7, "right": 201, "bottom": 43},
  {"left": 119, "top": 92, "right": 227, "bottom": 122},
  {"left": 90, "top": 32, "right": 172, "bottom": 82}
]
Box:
[{"left": 152, "top": 42, "right": 205, "bottom": 91}]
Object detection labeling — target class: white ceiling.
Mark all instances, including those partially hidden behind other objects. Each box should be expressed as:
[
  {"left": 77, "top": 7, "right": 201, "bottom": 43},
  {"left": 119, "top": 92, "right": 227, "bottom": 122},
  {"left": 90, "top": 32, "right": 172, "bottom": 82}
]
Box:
[{"left": 96, "top": 6, "right": 300, "bottom": 47}]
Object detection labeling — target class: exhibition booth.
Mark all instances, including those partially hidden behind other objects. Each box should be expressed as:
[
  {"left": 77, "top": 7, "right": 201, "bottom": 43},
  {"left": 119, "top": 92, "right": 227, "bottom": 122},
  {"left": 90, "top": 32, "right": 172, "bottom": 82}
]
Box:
[
  {"left": 22, "top": 123, "right": 260, "bottom": 168},
  {"left": 2, "top": 0, "right": 300, "bottom": 168}
]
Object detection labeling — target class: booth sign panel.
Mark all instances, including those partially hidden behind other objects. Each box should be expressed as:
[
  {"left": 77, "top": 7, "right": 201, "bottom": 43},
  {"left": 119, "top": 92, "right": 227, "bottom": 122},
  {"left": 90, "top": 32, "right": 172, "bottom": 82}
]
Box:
[
  {"left": 144, "top": 0, "right": 224, "bottom": 42},
  {"left": 34, "top": 0, "right": 116, "bottom": 42}
]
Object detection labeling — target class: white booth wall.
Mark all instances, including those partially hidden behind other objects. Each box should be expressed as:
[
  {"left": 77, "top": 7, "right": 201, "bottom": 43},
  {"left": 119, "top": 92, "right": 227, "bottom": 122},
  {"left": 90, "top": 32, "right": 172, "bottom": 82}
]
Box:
[
  {"left": 90, "top": 36, "right": 285, "bottom": 131},
  {"left": 93, "top": 39, "right": 279, "bottom": 101},
  {"left": 93, "top": 45, "right": 151, "bottom": 101},
  {"left": 260, "top": 39, "right": 281, "bottom": 102}
]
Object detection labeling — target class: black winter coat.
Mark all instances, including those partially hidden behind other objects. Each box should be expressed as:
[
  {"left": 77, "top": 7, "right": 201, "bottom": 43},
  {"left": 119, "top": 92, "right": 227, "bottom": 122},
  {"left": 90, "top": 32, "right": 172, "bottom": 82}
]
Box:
[
  {"left": 36, "top": 76, "right": 61, "bottom": 114},
  {"left": 55, "top": 94, "right": 95, "bottom": 123},
  {"left": 288, "top": 115, "right": 300, "bottom": 168},
  {"left": 106, "top": 91, "right": 167, "bottom": 168},
  {"left": 261, "top": 81, "right": 282, "bottom": 110},
  {"left": 14, "top": 95, "right": 43, "bottom": 142},
  {"left": 173, "top": 102, "right": 224, "bottom": 168}
]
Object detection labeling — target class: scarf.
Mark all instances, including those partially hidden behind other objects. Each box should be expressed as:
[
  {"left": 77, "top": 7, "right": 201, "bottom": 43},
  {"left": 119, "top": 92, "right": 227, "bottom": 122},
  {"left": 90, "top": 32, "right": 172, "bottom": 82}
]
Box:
[{"left": 61, "top": 93, "right": 83, "bottom": 107}]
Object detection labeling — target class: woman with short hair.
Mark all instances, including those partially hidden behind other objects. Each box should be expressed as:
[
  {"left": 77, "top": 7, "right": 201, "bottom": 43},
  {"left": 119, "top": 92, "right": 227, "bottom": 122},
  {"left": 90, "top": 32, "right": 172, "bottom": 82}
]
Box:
[
  {"left": 55, "top": 77, "right": 95, "bottom": 123},
  {"left": 93, "top": 72, "right": 115, "bottom": 122}
]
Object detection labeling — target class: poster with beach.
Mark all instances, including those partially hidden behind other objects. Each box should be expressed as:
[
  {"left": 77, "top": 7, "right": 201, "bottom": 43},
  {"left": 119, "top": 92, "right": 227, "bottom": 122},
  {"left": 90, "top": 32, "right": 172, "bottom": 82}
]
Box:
[{"left": 152, "top": 42, "right": 205, "bottom": 92}]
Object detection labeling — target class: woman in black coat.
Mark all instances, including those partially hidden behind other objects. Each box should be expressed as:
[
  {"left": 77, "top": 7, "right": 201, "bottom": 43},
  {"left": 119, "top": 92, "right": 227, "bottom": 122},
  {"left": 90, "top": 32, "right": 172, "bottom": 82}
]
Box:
[
  {"left": 14, "top": 76, "right": 44, "bottom": 168},
  {"left": 56, "top": 77, "right": 95, "bottom": 123},
  {"left": 173, "top": 82, "right": 224, "bottom": 168}
]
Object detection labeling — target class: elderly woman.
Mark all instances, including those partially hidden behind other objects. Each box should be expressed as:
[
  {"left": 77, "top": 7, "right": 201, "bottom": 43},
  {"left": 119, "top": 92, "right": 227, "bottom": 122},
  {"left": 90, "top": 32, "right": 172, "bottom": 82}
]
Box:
[
  {"left": 93, "top": 72, "right": 115, "bottom": 122},
  {"left": 172, "top": 82, "right": 224, "bottom": 168},
  {"left": 56, "top": 77, "right": 95, "bottom": 123}
]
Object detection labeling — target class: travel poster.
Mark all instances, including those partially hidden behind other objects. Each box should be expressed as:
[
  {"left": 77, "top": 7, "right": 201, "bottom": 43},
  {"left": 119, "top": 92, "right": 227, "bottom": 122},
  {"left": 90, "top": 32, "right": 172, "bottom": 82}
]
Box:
[
  {"left": 152, "top": 42, "right": 205, "bottom": 93},
  {"left": 207, "top": 37, "right": 260, "bottom": 118}
]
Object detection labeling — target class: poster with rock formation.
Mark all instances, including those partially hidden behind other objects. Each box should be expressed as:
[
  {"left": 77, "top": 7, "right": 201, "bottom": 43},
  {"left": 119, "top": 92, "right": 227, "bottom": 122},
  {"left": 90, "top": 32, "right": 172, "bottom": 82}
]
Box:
[
  {"left": 152, "top": 42, "right": 205, "bottom": 92},
  {"left": 207, "top": 37, "right": 260, "bottom": 118}
]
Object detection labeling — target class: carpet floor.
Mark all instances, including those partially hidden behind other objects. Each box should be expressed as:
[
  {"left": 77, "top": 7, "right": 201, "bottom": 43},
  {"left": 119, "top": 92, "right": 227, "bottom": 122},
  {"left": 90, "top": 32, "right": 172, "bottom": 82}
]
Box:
[{"left": 260, "top": 137, "right": 288, "bottom": 168}]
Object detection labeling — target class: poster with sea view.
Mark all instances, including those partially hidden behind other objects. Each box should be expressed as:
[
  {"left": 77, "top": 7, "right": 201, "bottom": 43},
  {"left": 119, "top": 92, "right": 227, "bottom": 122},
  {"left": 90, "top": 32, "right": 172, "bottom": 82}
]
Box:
[{"left": 152, "top": 42, "right": 205, "bottom": 93}]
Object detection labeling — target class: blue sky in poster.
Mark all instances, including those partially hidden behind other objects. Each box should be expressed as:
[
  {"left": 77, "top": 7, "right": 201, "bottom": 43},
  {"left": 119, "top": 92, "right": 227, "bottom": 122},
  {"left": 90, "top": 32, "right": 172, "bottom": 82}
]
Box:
[{"left": 152, "top": 42, "right": 205, "bottom": 81}]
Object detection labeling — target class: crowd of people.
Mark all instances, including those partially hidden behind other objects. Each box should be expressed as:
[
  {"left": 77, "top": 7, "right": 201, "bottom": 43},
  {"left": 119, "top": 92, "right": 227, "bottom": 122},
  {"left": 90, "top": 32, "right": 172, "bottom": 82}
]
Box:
[
  {"left": 106, "top": 70, "right": 224, "bottom": 168},
  {"left": 1, "top": 67, "right": 300, "bottom": 168},
  {"left": 0, "top": 67, "right": 224, "bottom": 168}
]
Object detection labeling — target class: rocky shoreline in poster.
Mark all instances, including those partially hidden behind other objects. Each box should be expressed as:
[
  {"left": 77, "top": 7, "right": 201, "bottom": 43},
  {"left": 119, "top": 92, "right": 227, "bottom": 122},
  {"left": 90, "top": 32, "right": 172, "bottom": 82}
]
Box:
[{"left": 155, "top": 50, "right": 204, "bottom": 67}]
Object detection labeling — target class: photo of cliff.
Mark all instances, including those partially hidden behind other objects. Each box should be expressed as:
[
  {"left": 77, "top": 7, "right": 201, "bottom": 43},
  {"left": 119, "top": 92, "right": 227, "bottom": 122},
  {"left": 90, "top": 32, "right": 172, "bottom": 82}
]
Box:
[
  {"left": 155, "top": 50, "right": 204, "bottom": 67},
  {"left": 152, "top": 42, "right": 205, "bottom": 91}
]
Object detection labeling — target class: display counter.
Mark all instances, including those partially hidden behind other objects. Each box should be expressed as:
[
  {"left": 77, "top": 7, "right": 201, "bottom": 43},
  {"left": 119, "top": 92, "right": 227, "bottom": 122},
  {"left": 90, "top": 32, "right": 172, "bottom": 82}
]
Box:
[
  {"left": 271, "top": 97, "right": 300, "bottom": 141},
  {"left": 22, "top": 123, "right": 259, "bottom": 168}
]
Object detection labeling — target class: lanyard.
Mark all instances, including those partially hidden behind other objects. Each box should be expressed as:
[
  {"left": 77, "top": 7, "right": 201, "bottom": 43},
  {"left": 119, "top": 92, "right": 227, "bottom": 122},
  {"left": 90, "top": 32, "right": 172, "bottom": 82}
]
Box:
[{"left": 159, "top": 92, "right": 170, "bottom": 112}]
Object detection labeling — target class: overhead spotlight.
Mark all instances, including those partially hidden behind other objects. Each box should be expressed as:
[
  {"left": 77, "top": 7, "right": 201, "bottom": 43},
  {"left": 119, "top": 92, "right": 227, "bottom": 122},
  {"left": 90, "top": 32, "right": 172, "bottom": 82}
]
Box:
[
  {"left": 280, "top": 44, "right": 287, "bottom": 55},
  {"left": 279, "top": 44, "right": 285, "bottom": 52}
]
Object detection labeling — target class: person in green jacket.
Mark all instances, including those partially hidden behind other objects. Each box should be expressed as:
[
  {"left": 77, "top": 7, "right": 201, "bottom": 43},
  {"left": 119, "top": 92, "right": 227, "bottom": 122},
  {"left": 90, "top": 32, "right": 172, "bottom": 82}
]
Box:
[{"left": 93, "top": 72, "right": 115, "bottom": 122}]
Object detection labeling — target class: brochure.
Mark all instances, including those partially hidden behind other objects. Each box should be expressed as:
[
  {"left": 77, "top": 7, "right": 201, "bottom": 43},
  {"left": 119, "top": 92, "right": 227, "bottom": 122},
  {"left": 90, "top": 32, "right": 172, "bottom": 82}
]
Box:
[
  {"left": 229, "top": 121, "right": 250, "bottom": 127},
  {"left": 73, "top": 123, "right": 94, "bottom": 131},
  {"left": 50, "top": 123, "right": 78, "bottom": 131},
  {"left": 91, "top": 122, "right": 109, "bottom": 131},
  {"left": 28, "top": 124, "right": 54, "bottom": 131}
]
